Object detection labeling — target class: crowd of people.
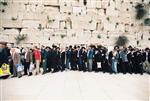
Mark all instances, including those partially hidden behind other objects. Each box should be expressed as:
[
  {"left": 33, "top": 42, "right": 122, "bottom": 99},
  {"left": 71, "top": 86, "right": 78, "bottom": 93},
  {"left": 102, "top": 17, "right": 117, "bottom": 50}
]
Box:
[{"left": 0, "top": 42, "right": 150, "bottom": 78}]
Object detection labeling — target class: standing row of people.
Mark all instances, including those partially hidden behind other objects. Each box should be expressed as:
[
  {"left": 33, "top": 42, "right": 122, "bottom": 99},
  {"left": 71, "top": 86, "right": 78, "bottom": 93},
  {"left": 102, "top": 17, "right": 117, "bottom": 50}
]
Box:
[{"left": 0, "top": 42, "right": 150, "bottom": 78}]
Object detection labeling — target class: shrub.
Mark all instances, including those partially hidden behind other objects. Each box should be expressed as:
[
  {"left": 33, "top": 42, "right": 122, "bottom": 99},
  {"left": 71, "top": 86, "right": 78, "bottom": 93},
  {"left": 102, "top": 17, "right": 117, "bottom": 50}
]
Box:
[
  {"left": 38, "top": 24, "right": 42, "bottom": 31},
  {"left": 60, "top": 34, "right": 66, "bottom": 39},
  {"left": 15, "top": 34, "right": 27, "bottom": 45},
  {"left": 107, "top": 36, "right": 109, "bottom": 39},
  {"left": 97, "top": 35, "right": 101, "bottom": 39},
  {"left": 11, "top": 17, "right": 17, "bottom": 21},
  {"left": 135, "top": 3, "right": 147, "bottom": 20},
  {"left": 0, "top": 1, "right": 7, "bottom": 6},
  {"left": 144, "top": 18, "right": 150, "bottom": 26},
  {"left": 115, "top": 36, "right": 129, "bottom": 46}
]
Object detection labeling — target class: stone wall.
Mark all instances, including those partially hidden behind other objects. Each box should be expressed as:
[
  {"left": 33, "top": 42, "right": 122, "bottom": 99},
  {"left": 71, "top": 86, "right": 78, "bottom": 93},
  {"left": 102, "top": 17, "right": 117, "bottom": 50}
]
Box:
[{"left": 0, "top": 0, "right": 150, "bottom": 47}]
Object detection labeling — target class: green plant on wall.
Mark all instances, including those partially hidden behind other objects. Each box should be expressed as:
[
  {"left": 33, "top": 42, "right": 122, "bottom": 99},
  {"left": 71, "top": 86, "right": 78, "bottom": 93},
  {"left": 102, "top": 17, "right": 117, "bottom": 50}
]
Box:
[
  {"left": 15, "top": 34, "right": 27, "bottom": 45},
  {"left": 1, "top": 9, "right": 5, "bottom": 13},
  {"left": 0, "top": 0, "right": 7, "bottom": 6},
  {"left": 38, "top": 24, "right": 42, "bottom": 31},
  {"left": 144, "top": 18, "right": 150, "bottom": 26},
  {"left": 115, "top": 36, "right": 129, "bottom": 46},
  {"left": 97, "top": 34, "right": 101, "bottom": 39},
  {"left": 60, "top": 34, "right": 66, "bottom": 39},
  {"left": 135, "top": 3, "right": 147, "bottom": 20},
  {"left": 107, "top": 36, "right": 109, "bottom": 39},
  {"left": 11, "top": 17, "right": 17, "bottom": 21},
  {"left": 47, "top": 16, "right": 55, "bottom": 23},
  {"left": 136, "top": 40, "right": 140, "bottom": 46},
  {"left": 135, "top": 3, "right": 150, "bottom": 25}
]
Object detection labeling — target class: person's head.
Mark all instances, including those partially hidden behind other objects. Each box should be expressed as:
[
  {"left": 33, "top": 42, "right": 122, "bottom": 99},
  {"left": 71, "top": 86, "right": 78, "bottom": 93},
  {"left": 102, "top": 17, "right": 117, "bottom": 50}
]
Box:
[
  {"left": 45, "top": 47, "right": 50, "bottom": 52},
  {"left": 11, "top": 48, "right": 15, "bottom": 53},
  {"left": 69, "top": 45, "right": 72, "bottom": 50},
  {"left": 34, "top": 46, "right": 38, "bottom": 50},
  {"left": 65, "top": 47, "right": 68, "bottom": 51},
  {"left": 0, "top": 42, "right": 7, "bottom": 48},
  {"left": 41, "top": 45, "right": 45, "bottom": 49},
  {"left": 74, "top": 45, "right": 77, "bottom": 50},
  {"left": 77, "top": 46, "right": 80, "bottom": 50},
  {"left": 81, "top": 47, "right": 85, "bottom": 51},
  {"left": 57, "top": 47, "right": 60, "bottom": 51},
  {"left": 128, "top": 45, "right": 132, "bottom": 49},
  {"left": 114, "top": 46, "right": 119, "bottom": 51},
  {"left": 145, "top": 47, "right": 149, "bottom": 52}
]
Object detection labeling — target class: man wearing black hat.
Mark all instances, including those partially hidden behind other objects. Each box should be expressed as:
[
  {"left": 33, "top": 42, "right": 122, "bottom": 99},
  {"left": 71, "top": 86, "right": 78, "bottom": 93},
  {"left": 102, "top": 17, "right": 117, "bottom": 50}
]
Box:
[
  {"left": 0, "top": 42, "right": 8, "bottom": 68},
  {"left": 51, "top": 45, "right": 58, "bottom": 73}
]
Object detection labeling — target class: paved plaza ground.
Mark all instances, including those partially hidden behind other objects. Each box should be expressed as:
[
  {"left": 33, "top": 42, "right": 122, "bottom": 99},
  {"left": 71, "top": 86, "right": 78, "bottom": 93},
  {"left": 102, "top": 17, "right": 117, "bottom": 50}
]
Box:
[{"left": 0, "top": 71, "right": 149, "bottom": 101}]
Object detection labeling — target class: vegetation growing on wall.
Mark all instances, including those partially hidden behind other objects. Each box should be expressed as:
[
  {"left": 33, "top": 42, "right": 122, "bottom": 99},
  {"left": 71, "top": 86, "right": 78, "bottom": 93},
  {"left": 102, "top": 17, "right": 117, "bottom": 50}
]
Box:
[
  {"left": 0, "top": 0, "right": 7, "bottom": 6},
  {"left": 60, "top": 34, "right": 66, "bottom": 39},
  {"left": 15, "top": 34, "right": 27, "bottom": 45},
  {"left": 47, "top": 16, "right": 55, "bottom": 23},
  {"left": 144, "top": 18, "right": 150, "bottom": 26},
  {"left": 38, "top": 24, "right": 42, "bottom": 31},
  {"left": 135, "top": 3, "right": 147, "bottom": 20},
  {"left": 11, "top": 17, "right": 17, "bottom": 21},
  {"left": 135, "top": 2, "right": 150, "bottom": 26},
  {"left": 97, "top": 34, "right": 101, "bottom": 39},
  {"left": 115, "top": 36, "right": 129, "bottom": 46}
]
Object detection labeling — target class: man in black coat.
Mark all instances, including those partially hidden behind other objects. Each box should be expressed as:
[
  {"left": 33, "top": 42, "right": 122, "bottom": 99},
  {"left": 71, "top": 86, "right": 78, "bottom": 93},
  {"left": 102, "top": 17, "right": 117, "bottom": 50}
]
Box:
[
  {"left": 51, "top": 45, "right": 58, "bottom": 73},
  {"left": 61, "top": 47, "right": 68, "bottom": 71},
  {"left": 81, "top": 47, "right": 87, "bottom": 72},
  {"left": 56, "top": 47, "right": 61, "bottom": 71},
  {"left": 66, "top": 46, "right": 72, "bottom": 69},
  {"left": 134, "top": 50, "right": 143, "bottom": 74},
  {"left": 70, "top": 46, "right": 77, "bottom": 70},
  {"left": 94, "top": 48, "right": 102, "bottom": 72},
  {"left": 0, "top": 42, "right": 8, "bottom": 67},
  {"left": 46, "top": 47, "right": 52, "bottom": 72},
  {"left": 127, "top": 48, "right": 135, "bottom": 73},
  {"left": 76, "top": 46, "right": 83, "bottom": 71}
]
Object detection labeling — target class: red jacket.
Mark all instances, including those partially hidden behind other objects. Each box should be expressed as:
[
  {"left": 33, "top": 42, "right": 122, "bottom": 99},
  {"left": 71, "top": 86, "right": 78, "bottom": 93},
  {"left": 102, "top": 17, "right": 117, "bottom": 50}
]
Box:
[{"left": 33, "top": 50, "right": 41, "bottom": 60}]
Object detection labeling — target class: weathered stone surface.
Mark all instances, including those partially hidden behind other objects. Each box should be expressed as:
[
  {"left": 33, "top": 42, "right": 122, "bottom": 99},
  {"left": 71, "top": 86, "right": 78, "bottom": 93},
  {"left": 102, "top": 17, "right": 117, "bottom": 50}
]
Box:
[
  {"left": 0, "top": 0, "right": 149, "bottom": 47},
  {"left": 1, "top": 20, "right": 22, "bottom": 28},
  {"left": 22, "top": 20, "right": 40, "bottom": 28}
]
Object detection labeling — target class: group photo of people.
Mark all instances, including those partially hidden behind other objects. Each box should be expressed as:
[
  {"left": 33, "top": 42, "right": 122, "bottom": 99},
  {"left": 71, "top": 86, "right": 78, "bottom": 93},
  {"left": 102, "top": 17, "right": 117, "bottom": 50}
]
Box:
[{"left": 0, "top": 41, "right": 150, "bottom": 78}]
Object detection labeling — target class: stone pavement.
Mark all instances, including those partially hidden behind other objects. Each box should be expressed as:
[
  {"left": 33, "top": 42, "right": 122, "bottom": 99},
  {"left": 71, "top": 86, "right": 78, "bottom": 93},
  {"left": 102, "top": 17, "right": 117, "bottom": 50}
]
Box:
[{"left": 0, "top": 71, "right": 149, "bottom": 101}]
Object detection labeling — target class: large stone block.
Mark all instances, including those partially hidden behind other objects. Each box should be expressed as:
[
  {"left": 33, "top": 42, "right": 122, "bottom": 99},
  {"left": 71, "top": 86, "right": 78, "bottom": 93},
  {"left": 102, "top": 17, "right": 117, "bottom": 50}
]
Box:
[
  {"left": 60, "top": 6, "right": 72, "bottom": 13},
  {"left": 23, "top": 12, "right": 41, "bottom": 20},
  {"left": 1, "top": 20, "right": 22, "bottom": 28},
  {"left": 46, "top": 20, "right": 59, "bottom": 29},
  {"left": 96, "top": 0, "right": 102, "bottom": 8},
  {"left": 86, "top": 8, "right": 97, "bottom": 16},
  {"left": 104, "top": 22, "right": 116, "bottom": 32},
  {"left": 2, "top": 29, "right": 19, "bottom": 36},
  {"left": 42, "top": 0, "right": 59, "bottom": 5},
  {"left": 101, "top": 0, "right": 109, "bottom": 8},
  {"left": 12, "top": 0, "right": 29, "bottom": 3},
  {"left": 22, "top": 20, "right": 40, "bottom": 28},
  {"left": 72, "top": 6, "right": 82, "bottom": 15}
]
